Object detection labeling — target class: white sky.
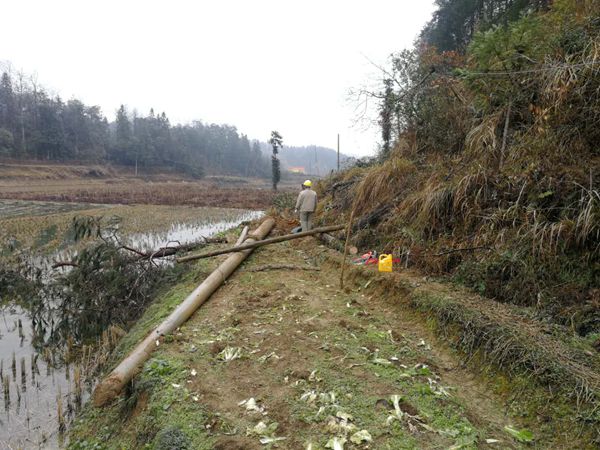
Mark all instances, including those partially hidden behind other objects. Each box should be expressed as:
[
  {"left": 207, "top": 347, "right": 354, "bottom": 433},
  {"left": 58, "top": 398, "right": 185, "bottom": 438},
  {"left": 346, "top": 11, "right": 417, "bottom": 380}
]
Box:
[{"left": 0, "top": 0, "right": 436, "bottom": 157}]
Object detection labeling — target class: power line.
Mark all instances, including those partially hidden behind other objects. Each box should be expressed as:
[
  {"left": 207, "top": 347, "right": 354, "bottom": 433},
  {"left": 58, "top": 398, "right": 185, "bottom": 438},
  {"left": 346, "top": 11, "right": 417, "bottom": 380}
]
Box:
[{"left": 457, "top": 60, "right": 600, "bottom": 77}]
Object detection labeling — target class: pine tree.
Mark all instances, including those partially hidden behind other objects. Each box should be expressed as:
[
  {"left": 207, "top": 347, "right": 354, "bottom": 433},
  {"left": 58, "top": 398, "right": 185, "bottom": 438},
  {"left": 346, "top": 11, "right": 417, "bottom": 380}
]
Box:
[
  {"left": 269, "top": 130, "right": 283, "bottom": 190},
  {"left": 115, "top": 105, "right": 135, "bottom": 170},
  {"left": 0, "top": 72, "right": 16, "bottom": 131}
]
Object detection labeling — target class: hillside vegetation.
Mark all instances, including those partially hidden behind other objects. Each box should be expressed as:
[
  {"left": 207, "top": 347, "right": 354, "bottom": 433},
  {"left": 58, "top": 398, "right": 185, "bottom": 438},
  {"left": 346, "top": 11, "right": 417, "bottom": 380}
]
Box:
[{"left": 321, "top": 0, "right": 599, "bottom": 340}]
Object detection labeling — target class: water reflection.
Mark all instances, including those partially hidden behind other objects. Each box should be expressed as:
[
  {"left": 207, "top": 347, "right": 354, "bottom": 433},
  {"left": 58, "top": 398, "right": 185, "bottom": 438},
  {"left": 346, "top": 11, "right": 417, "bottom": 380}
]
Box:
[
  {"left": 127, "top": 210, "right": 263, "bottom": 251},
  {"left": 0, "top": 304, "right": 85, "bottom": 449}
]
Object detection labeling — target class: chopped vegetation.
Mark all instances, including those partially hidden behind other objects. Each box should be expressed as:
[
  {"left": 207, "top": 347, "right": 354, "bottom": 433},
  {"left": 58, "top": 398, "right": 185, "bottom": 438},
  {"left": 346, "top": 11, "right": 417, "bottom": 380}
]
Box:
[{"left": 69, "top": 233, "right": 597, "bottom": 449}]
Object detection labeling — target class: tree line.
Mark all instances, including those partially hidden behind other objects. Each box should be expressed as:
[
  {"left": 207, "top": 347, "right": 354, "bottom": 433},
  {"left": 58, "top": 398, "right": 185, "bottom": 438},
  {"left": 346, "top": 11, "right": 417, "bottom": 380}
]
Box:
[{"left": 0, "top": 68, "right": 269, "bottom": 178}]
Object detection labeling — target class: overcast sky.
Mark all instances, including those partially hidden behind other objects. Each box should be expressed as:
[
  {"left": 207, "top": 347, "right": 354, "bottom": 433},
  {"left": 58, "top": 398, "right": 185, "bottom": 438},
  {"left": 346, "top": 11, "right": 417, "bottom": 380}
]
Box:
[{"left": 1, "top": 0, "right": 436, "bottom": 157}]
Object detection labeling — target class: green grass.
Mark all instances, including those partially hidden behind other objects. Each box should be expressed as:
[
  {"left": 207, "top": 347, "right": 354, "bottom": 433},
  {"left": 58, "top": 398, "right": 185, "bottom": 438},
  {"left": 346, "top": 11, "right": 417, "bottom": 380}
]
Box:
[
  {"left": 70, "top": 353, "right": 216, "bottom": 449},
  {"left": 106, "top": 259, "right": 214, "bottom": 367},
  {"left": 283, "top": 320, "right": 487, "bottom": 449},
  {"left": 404, "top": 289, "right": 600, "bottom": 448}
]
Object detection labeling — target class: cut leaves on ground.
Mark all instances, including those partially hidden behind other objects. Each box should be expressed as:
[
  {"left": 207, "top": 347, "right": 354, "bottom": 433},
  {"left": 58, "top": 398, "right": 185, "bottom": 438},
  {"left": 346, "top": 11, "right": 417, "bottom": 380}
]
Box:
[{"left": 69, "top": 229, "right": 596, "bottom": 449}]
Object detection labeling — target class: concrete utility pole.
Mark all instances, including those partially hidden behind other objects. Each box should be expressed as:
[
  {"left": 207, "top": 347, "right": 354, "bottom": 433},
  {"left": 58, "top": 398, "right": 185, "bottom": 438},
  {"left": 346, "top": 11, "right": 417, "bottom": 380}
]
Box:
[{"left": 337, "top": 134, "right": 340, "bottom": 171}]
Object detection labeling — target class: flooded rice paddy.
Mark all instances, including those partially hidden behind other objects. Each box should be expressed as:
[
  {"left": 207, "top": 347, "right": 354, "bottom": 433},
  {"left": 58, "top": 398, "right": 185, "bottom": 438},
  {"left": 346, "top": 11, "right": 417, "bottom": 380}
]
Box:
[
  {"left": 0, "top": 200, "right": 104, "bottom": 219},
  {"left": 0, "top": 200, "right": 262, "bottom": 448},
  {"left": 0, "top": 305, "right": 85, "bottom": 449}
]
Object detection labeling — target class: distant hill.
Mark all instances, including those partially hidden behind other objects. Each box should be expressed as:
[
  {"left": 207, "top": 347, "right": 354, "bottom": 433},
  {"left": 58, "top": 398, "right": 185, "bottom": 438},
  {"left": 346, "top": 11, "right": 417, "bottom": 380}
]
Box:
[{"left": 259, "top": 143, "right": 350, "bottom": 176}]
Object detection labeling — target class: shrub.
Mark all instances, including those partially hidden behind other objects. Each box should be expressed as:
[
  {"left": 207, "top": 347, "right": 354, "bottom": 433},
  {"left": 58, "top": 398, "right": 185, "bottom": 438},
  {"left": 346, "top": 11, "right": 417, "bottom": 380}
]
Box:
[{"left": 154, "top": 426, "right": 190, "bottom": 450}]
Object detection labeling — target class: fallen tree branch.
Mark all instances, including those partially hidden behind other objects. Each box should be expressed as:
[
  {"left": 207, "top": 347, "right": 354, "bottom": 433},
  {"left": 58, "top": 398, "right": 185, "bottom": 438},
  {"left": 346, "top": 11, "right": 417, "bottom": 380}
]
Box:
[
  {"left": 352, "top": 197, "right": 400, "bottom": 232},
  {"left": 136, "top": 237, "right": 227, "bottom": 260},
  {"left": 177, "top": 224, "right": 345, "bottom": 263},
  {"left": 121, "top": 245, "right": 147, "bottom": 258},
  {"left": 319, "top": 232, "right": 358, "bottom": 255},
  {"left": 51, "top": 261, "right": 79, "bottom": 269},
  {"left": 235, "top": 226, "right": 249, "bottom": 246},
  {"left": 433, "top": 246, "right": 491, "bottom": 257},
  {"left": 319, "top": 233, "right": 344, "bottom": 252},
  {"left": 52, "top": 237, "right": 228, "bottom": 269},
  {"left": 248, "top": 264, "right": 320, "bottom": 272},
  {"left": 331, "top": 180, "right": 356, "bottom": 190}
]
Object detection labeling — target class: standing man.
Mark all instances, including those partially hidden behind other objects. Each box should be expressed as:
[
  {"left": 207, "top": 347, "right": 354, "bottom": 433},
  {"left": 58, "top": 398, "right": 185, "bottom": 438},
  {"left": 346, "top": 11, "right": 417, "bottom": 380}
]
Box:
[{"left": 295, "top": 180, "right": 317, "bottom": 232}]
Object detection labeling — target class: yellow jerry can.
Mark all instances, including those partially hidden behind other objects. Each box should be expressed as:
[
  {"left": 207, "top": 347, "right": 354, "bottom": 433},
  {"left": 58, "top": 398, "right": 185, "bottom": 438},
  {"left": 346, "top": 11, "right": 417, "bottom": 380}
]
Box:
[{"left": 378, "top": 254, "right": 393, "bottom": 272}]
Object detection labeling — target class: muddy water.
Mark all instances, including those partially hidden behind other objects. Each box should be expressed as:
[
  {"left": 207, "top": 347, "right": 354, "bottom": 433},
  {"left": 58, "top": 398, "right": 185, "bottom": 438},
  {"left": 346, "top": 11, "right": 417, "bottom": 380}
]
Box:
[{"left": 0, "top": 202, "right": 263, "bottom": 449}]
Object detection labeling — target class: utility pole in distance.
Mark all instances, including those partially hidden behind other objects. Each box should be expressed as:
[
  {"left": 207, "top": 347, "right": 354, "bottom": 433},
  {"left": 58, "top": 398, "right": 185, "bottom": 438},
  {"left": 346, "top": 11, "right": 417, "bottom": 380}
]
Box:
[{"left": 337, "top": 134, "right": 340, "bottom": 171}]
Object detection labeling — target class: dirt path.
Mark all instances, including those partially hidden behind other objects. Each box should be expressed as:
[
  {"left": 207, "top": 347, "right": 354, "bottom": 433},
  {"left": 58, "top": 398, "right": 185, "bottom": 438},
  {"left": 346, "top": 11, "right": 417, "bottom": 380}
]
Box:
[
  {"left": 188, "top": 240, "right": 522, "bottom": 449},
  {"left": 71, "top": 235, "right": 539, "bottom": 449}
]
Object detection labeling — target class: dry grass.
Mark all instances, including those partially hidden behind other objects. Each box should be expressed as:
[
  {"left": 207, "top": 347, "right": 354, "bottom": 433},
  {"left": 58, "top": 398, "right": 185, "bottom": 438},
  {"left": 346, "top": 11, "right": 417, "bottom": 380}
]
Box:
[
  {"left": 352, "top": 156, "right": 416, "bottom": 215},
  {"left": 0, "top": 161, "right": 115, "bottom": 181},
  {"left": 319, "top": 135, "right": 599, "bottom": 335},
  {"left": 575, "top": 187, "right": 600, "bottom": 248},
  {"left": 317, "top": 5, "right": 600, "bottom": 334},
  {"left": 464, "top": 111, "right": 501, "bottom": 159}
]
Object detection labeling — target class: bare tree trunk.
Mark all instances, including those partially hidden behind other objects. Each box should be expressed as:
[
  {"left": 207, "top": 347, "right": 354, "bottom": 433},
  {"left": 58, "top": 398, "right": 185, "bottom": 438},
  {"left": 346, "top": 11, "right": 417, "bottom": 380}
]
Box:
[{"left": 340, "top": 208, "right": 356, "bottom": 289}]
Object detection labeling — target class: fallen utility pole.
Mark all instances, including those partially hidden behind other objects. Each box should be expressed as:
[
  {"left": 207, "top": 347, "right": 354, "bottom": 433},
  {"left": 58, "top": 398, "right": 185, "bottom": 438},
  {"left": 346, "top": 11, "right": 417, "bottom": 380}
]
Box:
[
  {"left": 177, "top": 224, "right": 345, "bottom": 263},
  {"left": 92, "top": 218, "right": 275, "bottom": 407}
]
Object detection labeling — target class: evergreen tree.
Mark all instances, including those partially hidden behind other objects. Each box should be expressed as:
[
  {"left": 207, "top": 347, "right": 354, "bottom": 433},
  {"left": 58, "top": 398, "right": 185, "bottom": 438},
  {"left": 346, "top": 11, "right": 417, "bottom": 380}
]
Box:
[
  {"left": 0, "top": 72, "right": 16, "bottom": 137},
  {"left": 114, "top": 104, "right": 135, "bottom": 169},
  {"left": 269, "top": 130, "right": 283, "bottom": 190},
  {"left": 0, "top": 65, "right": 270, "bottom": 176},
  {"left": 250, "top": 140, "right": 263, "bottom": 177},
  {"left": 0, "top": 72, "right": 16, "bottom": 156},
  {"left": 35, "top": 98, "right": 65, "bottom": 160},
  {"left": 421, "top": 0, "right": 550, "bottom": 52},
  {"left": 115, "top": 105, "right": 132, "bottom": 148}
]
